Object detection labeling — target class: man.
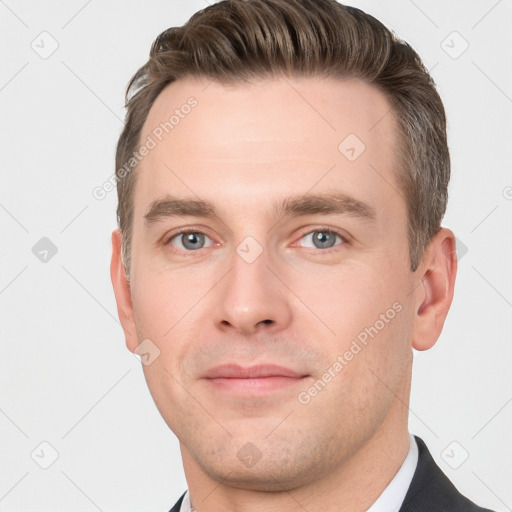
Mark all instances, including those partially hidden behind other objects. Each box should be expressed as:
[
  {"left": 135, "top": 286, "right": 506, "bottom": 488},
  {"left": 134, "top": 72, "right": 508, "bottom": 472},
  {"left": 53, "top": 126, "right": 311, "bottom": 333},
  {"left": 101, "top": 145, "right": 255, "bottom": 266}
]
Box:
[{"left": 110, "top": 1, "right": 494, "bottom": 510}]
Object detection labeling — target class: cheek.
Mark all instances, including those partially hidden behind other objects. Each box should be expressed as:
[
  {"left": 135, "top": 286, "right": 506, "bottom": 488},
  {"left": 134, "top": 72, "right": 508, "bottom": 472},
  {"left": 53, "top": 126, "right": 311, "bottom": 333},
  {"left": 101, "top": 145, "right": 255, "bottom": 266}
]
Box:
[
  {"left": 343, "top": 297, "right": 414, "bottom": 421},
  {"left": 311, "top": 301, "right": 413, "bottom": 435},
  {"left": 130, "top": 264, "right": 207, "bottom": 341},
  {"left": 129, "top": 264, "right": 219, "bottom": 400},
  {"left": 140, "top": 359, "right": 186, "bottom": 436},
  {"left": 290, "top": 260, "right": 414, "bottom": 398},
  {"left": 131, "top": 271, "right": 199, "bottom": 428},
  {"left": 289, "top": 262, "right": 404, "bottom": 343}
]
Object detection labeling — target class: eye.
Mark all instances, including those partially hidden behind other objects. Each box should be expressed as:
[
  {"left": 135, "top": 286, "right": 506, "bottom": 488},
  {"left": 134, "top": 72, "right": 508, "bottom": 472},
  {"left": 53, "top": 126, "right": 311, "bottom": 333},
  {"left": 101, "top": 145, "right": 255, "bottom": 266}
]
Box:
[
  {"left": 168, "top": 232, "right": 214, "bottom": 251},
  {"left": 299, "top": 230, "right": 344, "bottom": 250}
]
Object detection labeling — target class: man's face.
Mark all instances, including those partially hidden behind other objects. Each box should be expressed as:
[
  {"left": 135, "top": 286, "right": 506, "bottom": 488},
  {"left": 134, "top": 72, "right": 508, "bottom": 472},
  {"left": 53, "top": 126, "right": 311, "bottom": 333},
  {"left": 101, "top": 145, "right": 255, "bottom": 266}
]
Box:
[{"left": 124, "top": 77, "right": 419, "bottom": 489}]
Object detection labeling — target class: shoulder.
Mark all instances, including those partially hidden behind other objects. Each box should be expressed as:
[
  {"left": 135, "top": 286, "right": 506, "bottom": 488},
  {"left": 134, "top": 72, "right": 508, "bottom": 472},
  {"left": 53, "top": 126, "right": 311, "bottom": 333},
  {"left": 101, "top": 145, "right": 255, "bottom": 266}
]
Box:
[{"left": 399, "top": 436, "right": 495, "bottom": 512}]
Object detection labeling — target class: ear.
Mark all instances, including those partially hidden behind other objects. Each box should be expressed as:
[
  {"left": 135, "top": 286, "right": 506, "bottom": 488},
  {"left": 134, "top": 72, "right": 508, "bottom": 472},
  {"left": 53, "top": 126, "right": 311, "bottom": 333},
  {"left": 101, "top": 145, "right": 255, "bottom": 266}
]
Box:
[
  {"left": 110, "top": 229, "right": 138, "bottom": 353},
  {"left": 412, "top": 228, "right": 458, "bottom": 351}
]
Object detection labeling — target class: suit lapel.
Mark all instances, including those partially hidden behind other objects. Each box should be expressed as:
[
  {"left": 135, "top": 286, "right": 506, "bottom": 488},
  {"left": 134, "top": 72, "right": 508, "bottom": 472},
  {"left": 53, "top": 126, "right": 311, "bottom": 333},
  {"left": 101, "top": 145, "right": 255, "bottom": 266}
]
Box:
[
  {"left": 168, "top": 491, "right": 186, "bottom": 512},
  {"left": 399, "top": 436, "right": 492, "bottom": 511}
]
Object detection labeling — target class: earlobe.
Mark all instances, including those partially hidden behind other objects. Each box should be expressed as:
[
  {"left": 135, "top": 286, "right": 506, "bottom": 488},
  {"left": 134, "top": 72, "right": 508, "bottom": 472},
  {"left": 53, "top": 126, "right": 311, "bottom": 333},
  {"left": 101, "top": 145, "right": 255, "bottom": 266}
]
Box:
[
  {"left": 412, "top": 228, "right": 457, "bottom": 351},
  {"left": 110, "top": 229, "right": 138, "bottom": 352}
]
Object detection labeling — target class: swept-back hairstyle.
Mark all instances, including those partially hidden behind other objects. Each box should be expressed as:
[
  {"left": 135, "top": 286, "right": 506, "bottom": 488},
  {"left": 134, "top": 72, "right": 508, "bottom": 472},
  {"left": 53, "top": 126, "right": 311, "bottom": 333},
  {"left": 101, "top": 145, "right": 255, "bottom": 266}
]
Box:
[{"left": 115, "top": 0, "right": 449, "bottom": 275}]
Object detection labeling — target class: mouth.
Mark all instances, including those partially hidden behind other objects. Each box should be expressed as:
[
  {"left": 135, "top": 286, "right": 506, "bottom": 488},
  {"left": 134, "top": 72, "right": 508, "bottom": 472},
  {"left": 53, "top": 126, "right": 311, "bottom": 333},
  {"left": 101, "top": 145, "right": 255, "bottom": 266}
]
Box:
[{"left": 202, "top": 364, "right": 309, "bottom": 396}]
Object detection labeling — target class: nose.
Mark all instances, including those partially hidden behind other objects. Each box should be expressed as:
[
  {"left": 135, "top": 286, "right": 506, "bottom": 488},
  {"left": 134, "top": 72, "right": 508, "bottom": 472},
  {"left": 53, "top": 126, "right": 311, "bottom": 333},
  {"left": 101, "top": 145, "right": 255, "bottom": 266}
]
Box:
[{"left": 214, "top": 245, "right": 293, "bottom": 336}]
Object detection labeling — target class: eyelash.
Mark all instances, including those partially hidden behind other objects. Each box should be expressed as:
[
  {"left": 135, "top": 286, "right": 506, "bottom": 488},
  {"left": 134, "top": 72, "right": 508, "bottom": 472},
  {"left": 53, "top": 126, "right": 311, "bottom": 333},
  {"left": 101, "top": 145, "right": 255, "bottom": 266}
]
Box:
[
  {"left": 163, "top": 227, "right": 217, "bottom": 254},
  {"left": 163, "top": 227, "right": 348, "bottom": 254},
  {"left": 293, "top": 227, "right": 347, "bottom": 251}
]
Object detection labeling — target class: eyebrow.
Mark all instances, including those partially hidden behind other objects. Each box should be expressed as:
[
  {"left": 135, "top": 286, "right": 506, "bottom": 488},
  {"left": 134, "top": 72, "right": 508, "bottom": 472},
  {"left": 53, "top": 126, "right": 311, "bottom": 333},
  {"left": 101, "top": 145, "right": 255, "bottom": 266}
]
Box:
[
  {"left": 144, "top": 197, "right": 215, "bottom": 225},
  {"left": 276, "top": 192, "right": 376, "bottom": 220},
  {"left": 143, "top": 192, "right": 376, "bottom": 226}
]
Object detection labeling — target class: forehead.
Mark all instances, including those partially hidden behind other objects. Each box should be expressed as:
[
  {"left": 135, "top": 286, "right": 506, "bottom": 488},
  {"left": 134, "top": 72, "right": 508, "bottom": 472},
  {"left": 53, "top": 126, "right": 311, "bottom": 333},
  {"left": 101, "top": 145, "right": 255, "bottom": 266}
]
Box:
[{"left": 134, "top": 76, "right": 401, "bottom": 220}]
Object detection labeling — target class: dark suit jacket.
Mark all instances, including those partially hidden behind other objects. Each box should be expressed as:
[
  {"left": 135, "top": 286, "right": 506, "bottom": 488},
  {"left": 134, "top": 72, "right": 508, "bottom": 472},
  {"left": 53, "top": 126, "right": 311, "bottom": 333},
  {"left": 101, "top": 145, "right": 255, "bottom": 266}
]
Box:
[{"left": 168, "top": 436, "right": 494, "bottom": 511}]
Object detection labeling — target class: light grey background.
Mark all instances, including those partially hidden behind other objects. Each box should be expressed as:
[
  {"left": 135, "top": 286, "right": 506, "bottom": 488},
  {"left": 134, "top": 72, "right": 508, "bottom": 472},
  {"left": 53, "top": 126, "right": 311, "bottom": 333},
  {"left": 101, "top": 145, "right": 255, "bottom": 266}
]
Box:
[{"left": 1, "top": 1, "right": 511, "bottom": 511}]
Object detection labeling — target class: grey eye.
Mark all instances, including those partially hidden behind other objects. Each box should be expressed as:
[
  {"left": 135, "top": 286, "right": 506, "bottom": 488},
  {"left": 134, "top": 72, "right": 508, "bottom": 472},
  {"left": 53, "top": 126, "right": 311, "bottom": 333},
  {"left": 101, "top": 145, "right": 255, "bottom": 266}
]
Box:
[
  {"left": 171, "top": 232, "right": 212, "bottom": 251},
  {"left": 301, "top": 230, "right": 342, "bottom": 249}
]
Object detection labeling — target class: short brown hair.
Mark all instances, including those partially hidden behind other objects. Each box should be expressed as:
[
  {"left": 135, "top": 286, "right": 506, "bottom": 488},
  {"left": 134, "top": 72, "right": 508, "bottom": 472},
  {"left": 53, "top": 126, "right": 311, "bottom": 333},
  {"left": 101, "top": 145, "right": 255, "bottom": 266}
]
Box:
[{"left": 115, "top": 0, "right": 449, "bottom": 275}]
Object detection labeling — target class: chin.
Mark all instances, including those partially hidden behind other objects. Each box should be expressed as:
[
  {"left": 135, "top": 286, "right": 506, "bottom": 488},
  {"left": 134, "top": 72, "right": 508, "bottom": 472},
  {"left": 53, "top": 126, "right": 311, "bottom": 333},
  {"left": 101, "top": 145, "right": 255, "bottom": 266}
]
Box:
[
  {"left": 193, "top": 440, "right": 327, "bottom": 493},
  {"left": 202, "top": 462, "right": 313, "bottom": 492}
]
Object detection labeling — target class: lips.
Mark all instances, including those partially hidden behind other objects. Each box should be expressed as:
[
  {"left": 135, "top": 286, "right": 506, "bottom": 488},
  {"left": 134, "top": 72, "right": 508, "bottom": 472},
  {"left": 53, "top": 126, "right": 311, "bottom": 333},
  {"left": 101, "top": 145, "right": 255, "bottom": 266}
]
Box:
[
  {"left": 202, "top": 364, "right": 306, "bottom": 379},
  {"left": 201, "top": 364, "right": 308, "bottom": 395}
]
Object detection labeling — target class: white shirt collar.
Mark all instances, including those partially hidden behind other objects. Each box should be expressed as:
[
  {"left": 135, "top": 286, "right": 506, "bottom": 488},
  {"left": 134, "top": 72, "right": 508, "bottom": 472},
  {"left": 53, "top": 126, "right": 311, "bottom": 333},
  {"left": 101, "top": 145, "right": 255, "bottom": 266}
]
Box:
[
  {"left": 366, "top": 434, "right": 418, "bottom": 512},
  {"left": 179, "top": 435, "right": 418, "bottom": 512},
  {"left": 180, "top": 488, "right": 194, "bottom": 512}
]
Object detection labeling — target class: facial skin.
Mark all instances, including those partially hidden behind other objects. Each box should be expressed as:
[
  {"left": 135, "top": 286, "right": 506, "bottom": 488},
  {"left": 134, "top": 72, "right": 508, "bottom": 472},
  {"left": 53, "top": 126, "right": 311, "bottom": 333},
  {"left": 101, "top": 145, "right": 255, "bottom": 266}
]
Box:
[{"left": 111, "top": 76, "right": 457, "bottom": 512}]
